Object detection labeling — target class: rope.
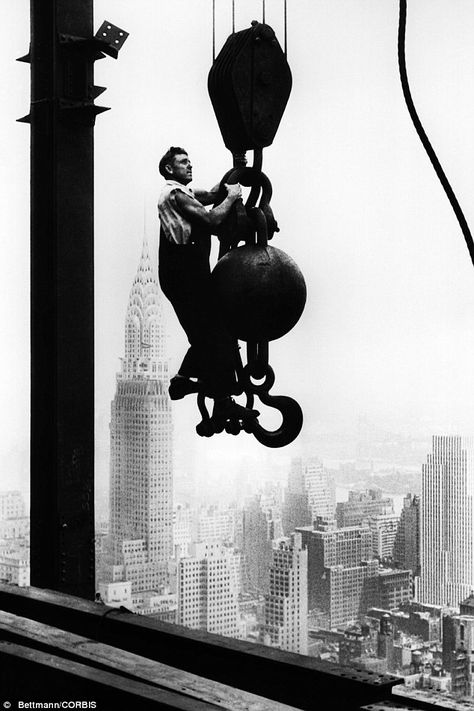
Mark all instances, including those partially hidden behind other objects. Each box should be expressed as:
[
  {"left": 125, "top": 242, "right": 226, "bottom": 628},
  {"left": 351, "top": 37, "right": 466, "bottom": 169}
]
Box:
[
  {"left": 263, "top": 0, "right": 266, "bottom": 24},
  {"left": 232, "top": 0, "right": 235, "bottom": 33},
  {"left": 284, "top": 0, "right": 287, "bottom": 57},
  {"left": 398, "top": 0, "right": 474, "bottom": 267},
  {"left": 212, "top": 0, "right": 216, "bottom": 61}
]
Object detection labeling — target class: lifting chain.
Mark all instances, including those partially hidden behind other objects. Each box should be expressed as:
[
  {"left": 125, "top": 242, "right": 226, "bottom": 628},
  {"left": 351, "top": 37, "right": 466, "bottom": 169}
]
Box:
[{"left": 195, "top": 150, "right": 303, "bottom": 448}]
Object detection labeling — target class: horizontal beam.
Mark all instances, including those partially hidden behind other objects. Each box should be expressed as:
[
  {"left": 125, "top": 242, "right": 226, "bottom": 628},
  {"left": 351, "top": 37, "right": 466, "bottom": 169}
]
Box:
[
  {"left": 0, "top": 641, "right": 218, "bottom": 710},
  {"left": 0, "top": 611, "right": 299, "bottom": 711},
  {"left": 0, "top": 584, "right": 402, "bottom": 711}
]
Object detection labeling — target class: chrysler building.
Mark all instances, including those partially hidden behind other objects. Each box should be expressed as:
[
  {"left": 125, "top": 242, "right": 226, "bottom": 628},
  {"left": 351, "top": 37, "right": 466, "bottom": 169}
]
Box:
[{"left": 109, "top": 238, "right": 173, "bottom": 592}]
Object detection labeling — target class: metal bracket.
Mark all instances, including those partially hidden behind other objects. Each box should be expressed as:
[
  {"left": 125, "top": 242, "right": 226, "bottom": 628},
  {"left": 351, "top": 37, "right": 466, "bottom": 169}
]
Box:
[
  {"left": 94, "top": 21, "right": 129, "bottom": 57},
  {"left": 56, "top": 22, "right": 128, "bottom": 125}
]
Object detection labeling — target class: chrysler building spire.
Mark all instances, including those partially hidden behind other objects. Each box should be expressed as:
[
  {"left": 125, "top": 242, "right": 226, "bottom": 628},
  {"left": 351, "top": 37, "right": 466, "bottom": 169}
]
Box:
[{"left": 120, "top": 235, "right": 168, "bottom": 381}]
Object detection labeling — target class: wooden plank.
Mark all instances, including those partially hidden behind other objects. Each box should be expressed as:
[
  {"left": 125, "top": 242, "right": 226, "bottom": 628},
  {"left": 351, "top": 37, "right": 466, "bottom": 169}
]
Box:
[
  {"left": 0, "top": 640, "right": 220, "bottom": 710},
  {"left": 0, "top": 611, "right": 301, "bottom": 711}
]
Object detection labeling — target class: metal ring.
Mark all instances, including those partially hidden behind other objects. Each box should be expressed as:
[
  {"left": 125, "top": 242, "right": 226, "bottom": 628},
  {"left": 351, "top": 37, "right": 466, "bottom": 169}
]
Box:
[{"left": 243, "top": 363, "right": 275, "bottom": 394}]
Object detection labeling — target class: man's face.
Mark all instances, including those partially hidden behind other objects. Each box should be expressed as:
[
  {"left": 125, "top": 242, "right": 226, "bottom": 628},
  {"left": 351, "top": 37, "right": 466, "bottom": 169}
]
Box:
[{"left": 166, "top": 153, "right": 192, "bottom": 185}]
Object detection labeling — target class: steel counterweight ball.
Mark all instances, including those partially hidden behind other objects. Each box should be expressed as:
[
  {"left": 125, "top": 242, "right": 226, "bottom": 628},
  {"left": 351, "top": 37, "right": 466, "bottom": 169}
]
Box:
[{"left": 211, "top": 244, "right": 307, "bottom": 341}]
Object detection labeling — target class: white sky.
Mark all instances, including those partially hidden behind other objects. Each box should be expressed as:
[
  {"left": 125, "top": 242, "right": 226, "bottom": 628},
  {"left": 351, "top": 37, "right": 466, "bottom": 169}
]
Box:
[{"left": 2, "top": 1, "right": 474, "bottom": 500}]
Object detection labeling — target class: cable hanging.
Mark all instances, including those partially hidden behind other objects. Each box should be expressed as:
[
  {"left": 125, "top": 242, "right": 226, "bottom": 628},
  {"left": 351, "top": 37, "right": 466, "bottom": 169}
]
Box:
[
  {"left": 398, "top": 0, "right": 474, "bottom": 267},
  {"left": 212, "top": 0, "right": 216, "bottom": 61},
  {"left": 232, "top": 0, "right": 235, "bottom": 33},
  {"left": 284, "top": 0, "right": 288, "bottom": 57}
]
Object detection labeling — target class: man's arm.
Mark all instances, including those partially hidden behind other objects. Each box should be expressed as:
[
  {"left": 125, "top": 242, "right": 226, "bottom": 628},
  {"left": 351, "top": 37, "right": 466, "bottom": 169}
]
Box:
[
  {"left": 193, "top": 183, "right": 221, "bottom": 206},
  {"left": 175, "top": 184, "right": 241, "bottom": 232}
]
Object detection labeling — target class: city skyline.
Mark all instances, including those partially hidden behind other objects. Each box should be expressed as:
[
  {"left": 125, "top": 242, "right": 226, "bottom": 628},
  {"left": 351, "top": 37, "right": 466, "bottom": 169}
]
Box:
[
  {"left": 3, "top": 2, "right": 474, "bottom": 706},
  {"left": 3, "top": 2, "right": 474, "bottom": 498}
]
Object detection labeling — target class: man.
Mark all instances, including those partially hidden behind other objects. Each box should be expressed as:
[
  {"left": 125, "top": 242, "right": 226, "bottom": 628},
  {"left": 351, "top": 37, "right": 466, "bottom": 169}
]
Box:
[{"left": 157, "top": 146, "right": 258, "bottom": 424}]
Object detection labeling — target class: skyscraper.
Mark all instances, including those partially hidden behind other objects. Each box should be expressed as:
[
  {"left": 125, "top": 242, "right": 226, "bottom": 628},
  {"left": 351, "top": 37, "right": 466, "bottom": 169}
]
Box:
[
  {"left": 282, "top": 457, "right": 335, "bottom": 536},
  {"left": 393, "top": 493, "right": 420, "bottom": 576},
  {"left": 418, "top": 436, "right": 474, "bottom": 607},
  {"left": 297, "top": 518, "right": 378, "bottom": 629},
  {"left": 108, "top": 238, "right": 173, "bottom": 593},
  {"left": 177, "top": 541, "right": 240, "bottom": 638},
  {"left": 241, "top": 494, "right": 273, "bottom": 595},
  {"left": 261, "top": 533, "right": 308, "bottom": 654}
]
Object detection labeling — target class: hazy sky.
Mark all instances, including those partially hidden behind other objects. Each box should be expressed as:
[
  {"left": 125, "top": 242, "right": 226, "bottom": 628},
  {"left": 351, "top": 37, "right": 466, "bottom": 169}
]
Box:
[{"left": 3, "top": 1, "right": 474, "bottom": 499}]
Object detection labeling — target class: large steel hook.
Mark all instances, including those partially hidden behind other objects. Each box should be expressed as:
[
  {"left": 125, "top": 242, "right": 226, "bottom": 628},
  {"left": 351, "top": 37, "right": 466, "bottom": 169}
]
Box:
[
  {"left": 249, "top": 391, "right": 303, "bottom": 448},
  {"left": 242, "top": 363, "right": 303, "bottom": 448}
]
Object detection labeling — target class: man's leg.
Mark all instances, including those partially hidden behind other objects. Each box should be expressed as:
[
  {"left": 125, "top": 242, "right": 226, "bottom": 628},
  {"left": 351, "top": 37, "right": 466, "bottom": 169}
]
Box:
[{"left": 159, "top": 240, "right": 258, "bottom": 419}]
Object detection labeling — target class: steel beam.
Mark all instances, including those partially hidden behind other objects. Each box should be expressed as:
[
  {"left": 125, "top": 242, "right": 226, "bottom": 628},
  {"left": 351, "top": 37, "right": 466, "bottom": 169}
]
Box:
[
  {"left": 0, "top": 585, "right": 403, "bottom": 711},
  {"left": 29, "top": 0, "right": 95, "bottom": 598}
]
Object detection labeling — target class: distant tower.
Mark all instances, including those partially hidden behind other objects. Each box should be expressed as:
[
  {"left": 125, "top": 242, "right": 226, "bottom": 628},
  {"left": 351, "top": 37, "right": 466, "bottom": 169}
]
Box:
[
  {"left": 261, "top": 533, "right": 308, "bottom": 654},
  {"left": 109, "top": 238, "right": 173, "bottom": 592},
  {"left": 393, "top": 493, "right": 420, "bottom": 576},
  {"left": 241, "top": 494, "right": 273, "bottom": 595},
  {"left": 418, "top": 436, "right": 474, "bottom": 607},
  {"left": 282, "top": 457, "right": 335, "bottom": 536}
]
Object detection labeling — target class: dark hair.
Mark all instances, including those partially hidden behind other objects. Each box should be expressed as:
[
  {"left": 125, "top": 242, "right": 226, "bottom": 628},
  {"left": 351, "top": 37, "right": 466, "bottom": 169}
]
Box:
[{"left": 159, "top": 146, "right": 188, "bottom": 178}]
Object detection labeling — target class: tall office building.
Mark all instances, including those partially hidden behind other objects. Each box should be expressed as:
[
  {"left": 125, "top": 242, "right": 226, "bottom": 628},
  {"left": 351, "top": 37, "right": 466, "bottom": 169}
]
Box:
[
  {"left": 282, "top": 457, "right": 336, "bottom": 536},
  {"left": 261, "top": 533, "right": 308, "bottom": 654},
  {"left": 108, "top": 239, "right": 173, "bottom": 592},
  {"left": 241, "top": 494, "right": 273, "bottom": 595},
  {"left": 297, "top": 518, "right": 378, "bottom": 629},
  {"left": 177, "top": 542, "right": 240, "bottom": 638},
  {"left": 393, "top": 494, "right": 420, "bottom": 576},
  {"left": 418, "top": 436, "right": 474, "bottom": 607}
]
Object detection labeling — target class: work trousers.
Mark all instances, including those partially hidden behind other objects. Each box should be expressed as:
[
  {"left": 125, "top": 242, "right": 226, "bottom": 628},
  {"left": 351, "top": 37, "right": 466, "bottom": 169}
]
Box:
[{"left": 158, "top": 231, "right": 238, "bottom": 399}]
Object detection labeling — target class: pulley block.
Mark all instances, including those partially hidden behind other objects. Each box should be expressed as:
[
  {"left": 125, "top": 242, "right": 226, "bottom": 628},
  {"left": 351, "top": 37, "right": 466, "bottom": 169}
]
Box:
[{"left": 208, "top": 21, "right": 292, "bottom": 153}]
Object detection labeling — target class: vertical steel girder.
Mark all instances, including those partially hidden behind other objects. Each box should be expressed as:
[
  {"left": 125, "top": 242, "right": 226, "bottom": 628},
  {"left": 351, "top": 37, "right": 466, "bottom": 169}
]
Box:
[{"left": 29, "top": 0, "right": 95, "bottom": 599}]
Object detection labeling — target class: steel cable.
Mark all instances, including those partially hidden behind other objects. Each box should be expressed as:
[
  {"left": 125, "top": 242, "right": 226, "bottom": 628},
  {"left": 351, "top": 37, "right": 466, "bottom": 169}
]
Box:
[{"left": 398, "top": 0, "right": 474, "bottom": 267}]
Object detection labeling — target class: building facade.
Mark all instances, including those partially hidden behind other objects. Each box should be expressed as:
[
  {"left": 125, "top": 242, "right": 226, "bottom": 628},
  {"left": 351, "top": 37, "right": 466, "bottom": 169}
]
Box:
[
  {"left": 369, "top": 513, "right": 400, "bottom": 561},
  {"left": 370, "top": 568, "right": 412, "bottom": 610},
  {"left": 0, "top": 550, "right": 30, "bottom": 587},
  {"left": 418, "top": 436, "right": 474, "bottom": 607},
  {"left": 336, "top": 489, "right": 394, "bottom": 528},
  {"left": 393, "top": 494, "right": 420, "bottom": 576},
  {"left": 442, "top": 606, "right": 474, "bottom": 697},
  {"left": 108, "top": 239, "right": 173, "bottom": 593},
  {"left": 297, "top": 518, "right": 379, "bottom": 629},
  {"left": 177, "top": 541, "right": 240, "bottom": 638},
  {"left": 241, "top": 494, "right": 273, "bottom": 596},
  {"left": 282, "top": 457, "right": 335, "bottom": 536},
  {"left": 0, "top": 491, "right": 26, "bottom": 521},
  {"left": 261, "top": 533, "right": 308, "bottom": 654}
]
